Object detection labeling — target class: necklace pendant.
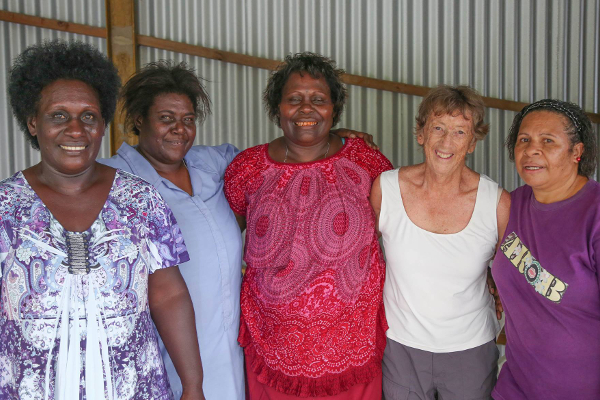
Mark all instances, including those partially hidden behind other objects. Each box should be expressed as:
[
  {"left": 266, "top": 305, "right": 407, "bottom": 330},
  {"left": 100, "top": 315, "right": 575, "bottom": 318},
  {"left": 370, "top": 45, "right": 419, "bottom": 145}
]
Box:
[{"left": 65, "top": 231, "right": 97, "bottom": 275}]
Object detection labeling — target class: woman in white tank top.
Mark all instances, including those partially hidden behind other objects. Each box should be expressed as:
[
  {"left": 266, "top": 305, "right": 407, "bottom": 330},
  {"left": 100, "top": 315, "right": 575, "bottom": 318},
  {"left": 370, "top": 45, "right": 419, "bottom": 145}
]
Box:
[{"left": 371, "top": 86, "right": 510, "bottom": 400}]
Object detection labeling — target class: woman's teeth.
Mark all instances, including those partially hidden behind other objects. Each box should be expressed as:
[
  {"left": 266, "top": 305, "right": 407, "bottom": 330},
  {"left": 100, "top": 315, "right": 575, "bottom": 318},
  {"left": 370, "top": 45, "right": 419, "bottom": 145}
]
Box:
[
  {"left": 295, "top": 121, "right": 317, "bottom": 126},
  {"left": 436, "top": 151, "right": 452, "bottom": 159},
  {"left": 60, "top": 145, "right": 86, "bottom": 151}
]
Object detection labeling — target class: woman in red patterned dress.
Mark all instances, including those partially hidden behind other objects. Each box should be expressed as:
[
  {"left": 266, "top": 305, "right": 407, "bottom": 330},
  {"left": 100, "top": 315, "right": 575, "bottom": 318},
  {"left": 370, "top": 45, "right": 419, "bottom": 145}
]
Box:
[{"left": 224, "top": 52, "right": 392, "bottom": 399}]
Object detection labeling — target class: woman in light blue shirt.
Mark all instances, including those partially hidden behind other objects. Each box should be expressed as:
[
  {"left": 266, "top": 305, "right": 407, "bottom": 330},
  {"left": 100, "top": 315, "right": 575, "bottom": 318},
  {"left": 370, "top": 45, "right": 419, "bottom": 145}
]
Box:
[
  {"left": 101, "top": 61, "right": 245, "bottom": 400},
  {"left": 101, "top": 61, "right": 373, "bottom": 399}
]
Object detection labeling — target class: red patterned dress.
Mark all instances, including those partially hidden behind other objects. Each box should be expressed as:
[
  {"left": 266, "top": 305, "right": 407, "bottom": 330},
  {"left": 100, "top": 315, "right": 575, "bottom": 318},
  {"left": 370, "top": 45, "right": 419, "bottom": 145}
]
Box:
[{"left": 225, "top": 138, "right": 392, "bottom": 397}]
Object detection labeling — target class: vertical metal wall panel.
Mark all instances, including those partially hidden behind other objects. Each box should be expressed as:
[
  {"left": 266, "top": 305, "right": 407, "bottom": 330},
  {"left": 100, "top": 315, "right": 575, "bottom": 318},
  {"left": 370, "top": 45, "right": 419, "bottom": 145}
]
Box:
[
  {"left": 1, "top": 0, "right": 599, "bottom": 188},
  {"left": 1, "top": 0, "right": 105, "bottom": 26}
]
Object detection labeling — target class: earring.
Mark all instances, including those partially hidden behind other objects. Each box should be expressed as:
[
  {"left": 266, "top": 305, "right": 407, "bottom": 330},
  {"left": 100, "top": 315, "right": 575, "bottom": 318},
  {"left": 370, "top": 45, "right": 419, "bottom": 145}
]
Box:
[{"left": 576, "top": 157, "right": 581, "bottom": 162}]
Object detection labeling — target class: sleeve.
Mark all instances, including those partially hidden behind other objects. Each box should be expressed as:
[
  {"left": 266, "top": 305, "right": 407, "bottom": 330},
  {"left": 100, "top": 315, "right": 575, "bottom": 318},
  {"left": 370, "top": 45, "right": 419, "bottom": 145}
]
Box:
[
  {"left": 592, "top": 215, "right": 600, "bottom": 292},
  {"left": 224, "top": 148, "right": 258, "bottom": 216},
  {"left": 0, "top": 184, "right": 17, "bottom": 279},
  {"left": 215, "top": 143, "right": 241, "bottom": 165},
  {"left": 349, "top": 138, "right": 394, "bottom": 180},
  {"left": 143, "top": 185, "right": 190, "bottom": 273},
  {"left": 0, "top": 220, "right": 12, "bottom": 279},
  {"left": 97, "top": 153, "right": 131, "bottom": 172}
]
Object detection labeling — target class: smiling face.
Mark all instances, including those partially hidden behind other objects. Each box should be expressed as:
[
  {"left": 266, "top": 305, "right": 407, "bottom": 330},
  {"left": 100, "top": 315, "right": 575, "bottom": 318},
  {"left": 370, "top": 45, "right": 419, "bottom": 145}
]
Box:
[
  {"left": 278, "top": 72, "right": 334, "bottom": 146},
  {"left": 27, "top": 79, "right": 105, "bottom": 176},
  {"left": 417, "top": 112, "right": 477, "bottom": 173},
  {"left": 136, "top": 92, "right": 197, "bottom": 167},
  {"left": 514, "top": 110, "right": 583, "bottom": 193}
]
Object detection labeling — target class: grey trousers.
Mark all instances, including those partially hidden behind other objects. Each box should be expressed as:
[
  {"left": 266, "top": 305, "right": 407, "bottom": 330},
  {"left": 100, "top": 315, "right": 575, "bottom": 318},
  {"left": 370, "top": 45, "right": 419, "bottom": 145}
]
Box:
[{"left": 382, "top": 337, "right": 499, "bottom": 400}]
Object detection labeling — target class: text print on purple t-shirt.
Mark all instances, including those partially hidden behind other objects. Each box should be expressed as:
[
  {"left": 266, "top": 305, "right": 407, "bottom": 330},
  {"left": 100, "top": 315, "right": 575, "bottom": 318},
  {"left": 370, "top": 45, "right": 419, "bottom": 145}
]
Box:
[{"left": 500, "top": 232, "right": 568, "bottom": 303}]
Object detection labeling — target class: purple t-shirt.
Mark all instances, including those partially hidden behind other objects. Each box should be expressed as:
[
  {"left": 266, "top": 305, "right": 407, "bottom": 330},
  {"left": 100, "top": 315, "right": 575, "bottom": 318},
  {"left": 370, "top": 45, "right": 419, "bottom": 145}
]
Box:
[{"left": 492, "top": 181, "right": 600, "bottom": 400}]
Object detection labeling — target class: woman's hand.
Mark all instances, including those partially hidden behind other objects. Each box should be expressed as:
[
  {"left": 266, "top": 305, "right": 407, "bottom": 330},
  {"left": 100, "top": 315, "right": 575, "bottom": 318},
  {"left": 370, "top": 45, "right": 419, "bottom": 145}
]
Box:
[
  {"left": 487, "top": 267, "right": 503, "bottom": 320},
  {"left": 330, "top": 128, "right": 379, "bottom": 150},
  {"left": 181, "top": 387, "right": 206, "bottom": 400},
  {"left": 149, "top": 266, "right": 205, "bottom": 400}
]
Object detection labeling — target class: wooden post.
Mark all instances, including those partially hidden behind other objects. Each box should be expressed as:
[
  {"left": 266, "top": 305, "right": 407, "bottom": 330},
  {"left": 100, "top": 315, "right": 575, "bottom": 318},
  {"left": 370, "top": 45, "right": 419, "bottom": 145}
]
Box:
[{"left": 105, "top": 0, "right": 138, "bottom": 155}]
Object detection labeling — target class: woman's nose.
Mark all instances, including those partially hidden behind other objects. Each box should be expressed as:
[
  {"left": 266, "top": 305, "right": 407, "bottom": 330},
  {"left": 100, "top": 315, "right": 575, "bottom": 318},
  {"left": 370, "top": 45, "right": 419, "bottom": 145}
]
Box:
[
  {"left": 63, "top": 118, "right": 85, "bottom": 136},
  {"left": 523, "top": 140, "right": 541, "bottom": 156},
  {"left": 172, "top": 120, "right": 185, "bottom": 133},
  {"left": 299, "top": 100, "right": 314, "bottom": 113}
]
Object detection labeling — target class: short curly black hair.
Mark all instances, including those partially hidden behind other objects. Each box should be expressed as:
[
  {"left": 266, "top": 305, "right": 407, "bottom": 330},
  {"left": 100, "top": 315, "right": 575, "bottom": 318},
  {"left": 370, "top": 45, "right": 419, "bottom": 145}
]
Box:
[
  {"left": 120, "top": 61, "right": 211, "bottom": 135},
  {"left": 263, "top": 52, "right": 347, "bottom": 127},
  {"left": 8, "top": 40, "right": 121, "bottom": 150},
  {"left": 505, "top": 99, "right": 597, "bottom": 178}
]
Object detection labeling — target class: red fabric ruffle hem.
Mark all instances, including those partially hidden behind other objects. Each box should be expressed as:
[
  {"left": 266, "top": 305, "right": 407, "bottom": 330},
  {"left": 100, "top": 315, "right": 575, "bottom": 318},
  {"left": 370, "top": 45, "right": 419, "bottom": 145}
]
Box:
[
  {"left": 242, "top": 307, "right": 388, "bottom": 398},
  {"left": 246, "top": 356, "right": 383, "bottom": 399}
]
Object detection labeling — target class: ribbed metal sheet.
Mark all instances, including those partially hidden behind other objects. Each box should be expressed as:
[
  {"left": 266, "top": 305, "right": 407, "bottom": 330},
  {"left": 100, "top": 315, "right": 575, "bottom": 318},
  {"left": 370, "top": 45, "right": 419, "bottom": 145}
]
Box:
[
  {"left": 1, "top": 0, "right": 599, "bottom": 191},
  {"left": 137, "top": 0, "right": 600, "bottom": 190},
  {"left": 0, "top": 0, "right": 108, "bottom": 179}
]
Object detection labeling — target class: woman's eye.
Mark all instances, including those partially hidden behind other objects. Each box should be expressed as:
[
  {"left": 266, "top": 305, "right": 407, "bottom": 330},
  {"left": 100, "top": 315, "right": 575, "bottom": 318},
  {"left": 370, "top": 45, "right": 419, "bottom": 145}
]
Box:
[
  {"left": 518, "top": 137, "right": 529, "bottom": 143},
  {"left": 543, "top": 138, "right": 553, "bottom": 143},
  {"left": 52, "top": 113, "right": 67, "bottom": 120},
  {"left": 433, "top": 126, "right": 442, "bottom": 131},
  {"left": 184, "top": 117, "right": 196, "bottom": 124},
  {"left": 457, "top": 130, "right": 465, "bottom": 135},
  {"left": 160, "top": 115, "right": 174, "bottom": 122},
  {"left": 312, "top": 97, "right": 325, "bottom": 104},
  {"left": 82, "top": 114, "right": 95, "bottom": 121},
  {"left": 288, "top": 97, "right": 301, "bottom": 104}
]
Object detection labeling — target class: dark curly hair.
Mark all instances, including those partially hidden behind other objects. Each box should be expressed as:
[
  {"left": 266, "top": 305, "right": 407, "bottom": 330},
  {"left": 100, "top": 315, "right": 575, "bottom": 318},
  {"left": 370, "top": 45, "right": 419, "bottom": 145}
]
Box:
[
  {"left": 120, "top": 61, "right": 211, "bottom": 135},
  {"left": 8, "top": 40, "right": 121, "bottom": 150},
  {"left": 505, "top": 99, "right": 597, "bottom": 178},
  {"left": 415, "top": 85, "right": 489, "bottom": 141},
  {"left": 263, "top": 52, "right": 347, "bottom": 127}
]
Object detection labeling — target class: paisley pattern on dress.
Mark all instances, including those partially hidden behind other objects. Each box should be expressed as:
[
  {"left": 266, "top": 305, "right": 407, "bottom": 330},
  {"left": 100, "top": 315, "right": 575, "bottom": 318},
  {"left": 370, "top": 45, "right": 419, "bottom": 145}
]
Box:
[
  {"left": 0, "top": 170, "right": 189, "bottom": 399},
  {"left": 225, "top": 138, "right": 392, "bottom": 396}
]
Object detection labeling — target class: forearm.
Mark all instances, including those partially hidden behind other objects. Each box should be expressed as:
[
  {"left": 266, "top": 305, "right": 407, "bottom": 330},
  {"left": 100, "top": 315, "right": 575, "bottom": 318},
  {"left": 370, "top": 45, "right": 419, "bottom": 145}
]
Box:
[{"left": 149, "top": 275, "right": 203, "bottom": 396}]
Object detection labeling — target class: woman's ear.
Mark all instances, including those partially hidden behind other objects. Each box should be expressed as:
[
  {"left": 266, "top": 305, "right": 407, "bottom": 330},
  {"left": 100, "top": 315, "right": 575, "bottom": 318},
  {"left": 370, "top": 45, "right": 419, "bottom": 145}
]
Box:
[
  {"left": 416, "top": 130, "right": 424, "bottom": 146},
  {"left": 573, "top": 142, "right": 584, "bottom": 161},
  {"left": 27, "top": 116, "right": 38, "bottom": 137},
  {"left": 134, "top": 114, "right": 144, "bottom": 131},
  {"left": 467, "top": 137, "right": 477, "bottom": 154}
]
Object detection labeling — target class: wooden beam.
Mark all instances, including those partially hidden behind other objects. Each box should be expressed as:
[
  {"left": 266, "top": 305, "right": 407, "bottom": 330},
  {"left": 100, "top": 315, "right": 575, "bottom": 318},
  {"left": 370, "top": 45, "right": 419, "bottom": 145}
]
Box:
[
  {"left": 1, "top": 10, "right": 599, "bottom": 124},
  {"left": 0, "top": 9, "right": 106, "bottom": 37},
  {"left": 106, "top": 0, "right": 138, "bottom": 154},
  {"left": 137, "top": 35, "right": 600, "bottom": 123}
]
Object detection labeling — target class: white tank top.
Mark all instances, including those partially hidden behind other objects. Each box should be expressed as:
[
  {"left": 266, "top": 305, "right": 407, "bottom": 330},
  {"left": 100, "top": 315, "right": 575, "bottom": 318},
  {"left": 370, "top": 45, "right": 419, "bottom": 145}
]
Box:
[{"left": 379, "top": 169, "right": 501, "bottom": 352}]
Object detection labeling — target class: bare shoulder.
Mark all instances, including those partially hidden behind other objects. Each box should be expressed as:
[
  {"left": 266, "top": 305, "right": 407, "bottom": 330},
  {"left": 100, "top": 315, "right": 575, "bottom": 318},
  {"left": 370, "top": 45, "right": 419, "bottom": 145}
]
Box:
[
  {"left": 462, "top": 168, "right": 482, "bottom": 192},
  {"left": 398, "top": 164, "right": 424, "bottom": 186},
  {"left": 497, "top": 188, "right": 511, "bottom": 216}
]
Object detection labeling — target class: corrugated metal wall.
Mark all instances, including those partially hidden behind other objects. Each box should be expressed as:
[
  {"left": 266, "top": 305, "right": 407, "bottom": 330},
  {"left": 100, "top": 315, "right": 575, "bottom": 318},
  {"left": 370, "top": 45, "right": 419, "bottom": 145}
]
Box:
[{"left": 1, "top": 0, "right": 599, "bottom": 191}]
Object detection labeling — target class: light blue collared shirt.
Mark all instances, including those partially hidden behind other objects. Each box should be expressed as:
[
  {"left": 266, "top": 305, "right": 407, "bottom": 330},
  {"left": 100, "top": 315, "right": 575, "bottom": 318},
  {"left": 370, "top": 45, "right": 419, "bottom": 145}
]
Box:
[{"left": 100, "top": 143, "right": 244, "bottom": 400}]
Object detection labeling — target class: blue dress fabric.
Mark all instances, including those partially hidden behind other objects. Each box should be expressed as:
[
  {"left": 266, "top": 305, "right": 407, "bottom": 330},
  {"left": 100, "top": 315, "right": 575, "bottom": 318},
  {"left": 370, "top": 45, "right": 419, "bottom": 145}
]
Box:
[{"left": 100, "top": 143, "right": 244, "bottom": 400}]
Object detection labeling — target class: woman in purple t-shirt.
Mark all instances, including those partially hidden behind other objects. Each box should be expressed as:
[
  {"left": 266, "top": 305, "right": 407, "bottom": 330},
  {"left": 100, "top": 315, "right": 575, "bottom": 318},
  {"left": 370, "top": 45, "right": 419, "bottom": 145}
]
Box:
[{"left": 492, "top": 99, "right": 600, "bottom": 400}]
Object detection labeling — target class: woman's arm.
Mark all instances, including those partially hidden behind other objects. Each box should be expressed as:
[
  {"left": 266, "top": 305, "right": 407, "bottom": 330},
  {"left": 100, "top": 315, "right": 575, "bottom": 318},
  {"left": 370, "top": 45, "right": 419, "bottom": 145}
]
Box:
[
  {"left": 149, "top": 266, "right": 204, "bottom": 400},
  {"left": 369, "top": 175, "right": 383, "bottom": 238},
  {"left": 234, "top": 212, "right": 247, "bottom": 232},
  {"left": 488, "top": 189, "right": 511, "bottom": 320},
  {"left": 495, "top": 189, "right": 511, "bottom": 253}
]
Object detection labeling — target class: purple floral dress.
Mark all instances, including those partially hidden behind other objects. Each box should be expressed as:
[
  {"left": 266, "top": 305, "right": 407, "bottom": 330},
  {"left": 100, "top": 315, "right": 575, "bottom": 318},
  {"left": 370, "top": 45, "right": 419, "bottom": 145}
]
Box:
[{"left": 0, "top": 170, "right": 189, "bottom": 400}]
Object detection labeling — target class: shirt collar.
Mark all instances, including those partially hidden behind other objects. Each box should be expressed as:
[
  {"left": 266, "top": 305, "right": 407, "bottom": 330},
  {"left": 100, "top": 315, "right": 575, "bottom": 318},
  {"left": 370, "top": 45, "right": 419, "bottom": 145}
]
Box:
[
  {"left": 115, "top": 142, "right": 217, "bottom": 188},
  {"left": 115, "top": 143, "right": 164, "bottom": 187}
]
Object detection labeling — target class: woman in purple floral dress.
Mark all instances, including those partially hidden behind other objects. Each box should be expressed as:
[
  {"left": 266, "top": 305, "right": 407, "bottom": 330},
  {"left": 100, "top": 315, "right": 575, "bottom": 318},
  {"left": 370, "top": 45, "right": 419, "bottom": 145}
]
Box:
[{"left": 0, "top": 41, "right": 204, "bottom": 399}]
